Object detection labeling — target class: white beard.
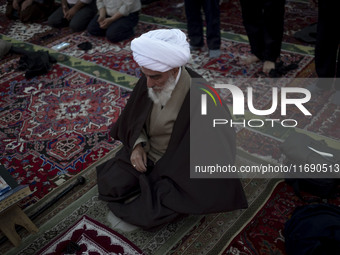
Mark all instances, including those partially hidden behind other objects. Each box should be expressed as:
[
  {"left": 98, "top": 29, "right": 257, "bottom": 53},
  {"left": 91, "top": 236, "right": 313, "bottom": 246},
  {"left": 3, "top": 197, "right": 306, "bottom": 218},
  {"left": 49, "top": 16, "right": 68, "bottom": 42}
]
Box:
[{"left": 148, "top": 75, "right": 177, "bottom": 106}]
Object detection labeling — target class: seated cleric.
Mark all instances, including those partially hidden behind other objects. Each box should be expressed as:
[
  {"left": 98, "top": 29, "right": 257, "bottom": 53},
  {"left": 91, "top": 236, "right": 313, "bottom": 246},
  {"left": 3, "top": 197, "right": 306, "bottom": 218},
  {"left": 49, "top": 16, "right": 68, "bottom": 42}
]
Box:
[{"left": 96, "top": 28, "right": 248, "bottom": 229}]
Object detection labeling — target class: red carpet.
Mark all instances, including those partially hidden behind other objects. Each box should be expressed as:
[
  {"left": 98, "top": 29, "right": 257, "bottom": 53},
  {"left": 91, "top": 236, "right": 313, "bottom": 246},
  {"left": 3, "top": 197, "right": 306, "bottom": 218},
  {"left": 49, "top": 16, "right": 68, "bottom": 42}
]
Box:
[
  {"left": 221, "top": 181, "right": 340, "bottom": 255},
  {"left": 0, "top": 61, "right": 127, "bottom": 207},
  {"left": 37, "top": 215, "right": 143, "bottom": 255}
]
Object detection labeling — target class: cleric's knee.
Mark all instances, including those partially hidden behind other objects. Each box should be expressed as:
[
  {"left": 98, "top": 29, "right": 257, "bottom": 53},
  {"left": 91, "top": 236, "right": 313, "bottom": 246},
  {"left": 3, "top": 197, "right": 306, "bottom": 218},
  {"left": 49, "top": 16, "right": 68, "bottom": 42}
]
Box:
[{"left": 97, "top": 159, "right": 140, "bottom": 201}]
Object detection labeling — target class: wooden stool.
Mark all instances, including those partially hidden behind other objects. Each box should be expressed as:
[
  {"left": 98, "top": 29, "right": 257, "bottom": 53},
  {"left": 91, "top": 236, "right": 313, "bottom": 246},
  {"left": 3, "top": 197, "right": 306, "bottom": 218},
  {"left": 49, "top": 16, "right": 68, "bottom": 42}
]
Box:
[{"left": 0, "top": 204, "right": 38, "bottom": 247}]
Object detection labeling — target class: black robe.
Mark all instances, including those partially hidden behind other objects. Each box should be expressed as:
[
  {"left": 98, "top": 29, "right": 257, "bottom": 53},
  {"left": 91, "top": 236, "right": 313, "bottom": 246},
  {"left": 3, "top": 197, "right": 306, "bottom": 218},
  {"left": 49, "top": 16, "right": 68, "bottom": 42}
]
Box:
[{"left": 96, "top": 67, "right": 248, "bottom": 229}]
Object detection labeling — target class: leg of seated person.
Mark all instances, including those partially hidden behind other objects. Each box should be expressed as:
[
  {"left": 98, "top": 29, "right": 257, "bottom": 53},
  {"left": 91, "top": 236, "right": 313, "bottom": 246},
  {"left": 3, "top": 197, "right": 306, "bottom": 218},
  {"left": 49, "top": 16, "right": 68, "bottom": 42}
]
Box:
[
  {"left": 48, "top": 7, "right": 68, "bottom": 28},
  {"left": 19, "top": 5, "right": 34, "bottom": 23},
  {"left": 105, "top": 14, "right": 138, "bottom": 43},
  {"left": 97, "top": 157, "right": 141, "bottom": 202},
  {"left": 69, "top": 4, "right": 96, "bottom": 32},
  {"left": 19, "top": 3, "right": 48, "bottom": 23},
  {"left": 87, "top": 15, "right": 106, "bottom": 36},
  {"left": 5, "top": 0, "right": 15, "bottom": 19}
]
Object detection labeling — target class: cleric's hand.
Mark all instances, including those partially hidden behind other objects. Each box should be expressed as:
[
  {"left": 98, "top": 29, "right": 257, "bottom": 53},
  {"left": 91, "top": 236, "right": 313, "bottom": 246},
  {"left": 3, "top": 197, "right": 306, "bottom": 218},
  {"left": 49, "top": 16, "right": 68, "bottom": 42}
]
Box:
[{"left": 130, "top": 143, "right": 147, "bottom": 173}]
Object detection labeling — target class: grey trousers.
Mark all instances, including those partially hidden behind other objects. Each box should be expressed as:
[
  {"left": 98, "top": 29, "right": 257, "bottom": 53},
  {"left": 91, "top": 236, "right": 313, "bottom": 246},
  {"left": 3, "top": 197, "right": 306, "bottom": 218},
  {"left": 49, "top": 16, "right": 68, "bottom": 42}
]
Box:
[{"left": 47, "top": 2, "right": 96, "bottom": 32}]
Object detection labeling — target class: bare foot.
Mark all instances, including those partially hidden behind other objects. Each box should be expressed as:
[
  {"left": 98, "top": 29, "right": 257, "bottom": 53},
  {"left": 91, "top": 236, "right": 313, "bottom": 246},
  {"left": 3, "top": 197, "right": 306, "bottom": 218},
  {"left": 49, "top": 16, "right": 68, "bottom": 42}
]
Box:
[
  {"left": 263, "top": 61, "right": 275, "bottom": 74},
  {"left": 239, "top": 55, "right": 260, "bottom": 65}
]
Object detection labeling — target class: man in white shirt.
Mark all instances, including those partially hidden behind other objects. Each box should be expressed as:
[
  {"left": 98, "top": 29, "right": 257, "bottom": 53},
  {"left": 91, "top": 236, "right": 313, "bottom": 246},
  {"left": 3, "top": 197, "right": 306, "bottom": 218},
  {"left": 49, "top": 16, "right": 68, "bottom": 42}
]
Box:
[
  {"left": 48, "top": 0, "right": 96, "bottom": 32},
  {"left": 87, "top": 0, "right": 141, "bottom": 42}
]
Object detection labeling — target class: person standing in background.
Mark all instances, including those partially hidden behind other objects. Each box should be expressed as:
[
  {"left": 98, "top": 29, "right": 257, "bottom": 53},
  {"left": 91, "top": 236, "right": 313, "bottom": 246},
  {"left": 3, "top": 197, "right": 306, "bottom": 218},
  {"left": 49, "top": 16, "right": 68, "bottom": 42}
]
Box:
[
  {"left": 239, "top": 0, "right": 286, "bottom": 74},
  {"left": 184, "top": 0, "right": 221, "bottom": 58},
  {"left": 309, "top": 0, "right": 340, "bottom": 104}
]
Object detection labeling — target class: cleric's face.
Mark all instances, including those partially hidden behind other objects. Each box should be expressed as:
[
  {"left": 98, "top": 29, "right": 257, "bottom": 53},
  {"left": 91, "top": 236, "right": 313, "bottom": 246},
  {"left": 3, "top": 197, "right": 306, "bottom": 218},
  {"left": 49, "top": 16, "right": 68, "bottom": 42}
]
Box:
[{"left": 141, "top": 67, "right": 179, "bottom": 92}]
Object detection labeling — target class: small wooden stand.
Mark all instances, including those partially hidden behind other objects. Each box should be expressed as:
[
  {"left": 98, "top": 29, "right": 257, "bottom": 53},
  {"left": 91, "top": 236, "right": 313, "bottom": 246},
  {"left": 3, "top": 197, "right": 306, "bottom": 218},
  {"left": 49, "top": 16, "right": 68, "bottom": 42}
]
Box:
[
  {"left": 0, "top": 204, "right": 38, "bottom": 247},
  {"left": 1, "top": 165, "right": 39, "bottom": 246}
]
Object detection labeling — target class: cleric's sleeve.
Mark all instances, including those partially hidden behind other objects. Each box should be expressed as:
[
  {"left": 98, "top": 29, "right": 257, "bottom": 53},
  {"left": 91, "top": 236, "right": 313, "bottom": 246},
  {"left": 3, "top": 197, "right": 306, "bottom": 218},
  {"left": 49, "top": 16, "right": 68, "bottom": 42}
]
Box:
[
  {"left": 133, "top": 128, "right": 149, "bottom": 150},
  {"left": 110, "top": 75, "right": 152, "bottom": 150}
]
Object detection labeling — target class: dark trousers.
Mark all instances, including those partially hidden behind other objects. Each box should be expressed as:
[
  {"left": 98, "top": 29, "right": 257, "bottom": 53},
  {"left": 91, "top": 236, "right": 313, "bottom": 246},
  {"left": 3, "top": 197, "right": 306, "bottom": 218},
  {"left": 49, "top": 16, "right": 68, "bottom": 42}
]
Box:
[
  {"left": 6, "top": 0, "right": 55, "bottom": 23},
  {"left": 184, "top": 0, "right": 221, "bottom": 50},
  {"left": 315, "top": 0, "right": 340, "bottom": 83},
  {"left": 240, "top": 0, "right": 285, "bottom": 62},
  {"left": 87, "top": 11, "right": 139, "bottom": 43},
  {"left": 47, "top": 1, "right": 96, "bottom": 32}
]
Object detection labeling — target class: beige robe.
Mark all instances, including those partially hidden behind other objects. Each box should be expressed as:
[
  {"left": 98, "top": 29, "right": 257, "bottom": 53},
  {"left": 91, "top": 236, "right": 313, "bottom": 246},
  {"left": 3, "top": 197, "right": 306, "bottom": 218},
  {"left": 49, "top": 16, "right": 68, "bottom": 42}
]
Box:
[{"left": 134, "top": 67, "right": 191, "bottom": 162}]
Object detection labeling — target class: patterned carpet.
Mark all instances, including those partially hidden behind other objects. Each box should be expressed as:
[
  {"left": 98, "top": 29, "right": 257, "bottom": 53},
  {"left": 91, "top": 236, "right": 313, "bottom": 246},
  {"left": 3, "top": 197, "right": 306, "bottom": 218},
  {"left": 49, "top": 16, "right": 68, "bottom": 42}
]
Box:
[
  {"left": 1, "top": 0, "right": 328, "bottom": 209},
  {"left": 36, "top": 215, "right": 144, "bottom": 254},
  {"left": 220, "top": 181, "right": 340, "bottom": 255},
  {"left": 0, "top": 0, "right": 339, "bottom": 254},
  {"left": 0, "top": 57, "right": 128, "bottom": 207}
]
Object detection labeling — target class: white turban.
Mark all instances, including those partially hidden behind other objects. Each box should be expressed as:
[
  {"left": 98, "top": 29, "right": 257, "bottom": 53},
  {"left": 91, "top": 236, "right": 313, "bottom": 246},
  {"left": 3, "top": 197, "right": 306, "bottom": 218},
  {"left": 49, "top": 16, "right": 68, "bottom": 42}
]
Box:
[{"left": 131, "top": 29, "right": 191, "bottom": 72}]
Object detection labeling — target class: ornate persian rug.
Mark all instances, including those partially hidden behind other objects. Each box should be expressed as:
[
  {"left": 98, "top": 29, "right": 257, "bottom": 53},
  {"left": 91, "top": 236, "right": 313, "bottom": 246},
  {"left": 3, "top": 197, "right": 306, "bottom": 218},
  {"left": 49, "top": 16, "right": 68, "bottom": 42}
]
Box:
[
  {"left": 36, "top": 215, "right": 143, "bottom": 255},
  {"left": 0, "top": 59, "right": 128, "bottom": 207},
  {"left": 141, "top": 0, "right": 318, "bottom": 46},
  {"left": 219, "top": 181, "right": 340, "bottom": 255}
]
